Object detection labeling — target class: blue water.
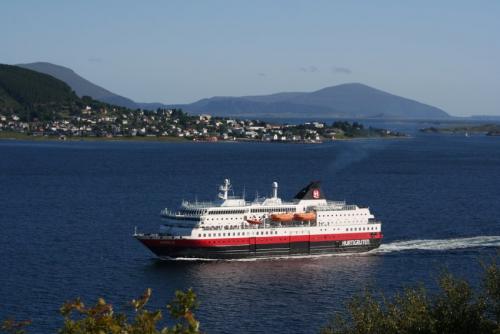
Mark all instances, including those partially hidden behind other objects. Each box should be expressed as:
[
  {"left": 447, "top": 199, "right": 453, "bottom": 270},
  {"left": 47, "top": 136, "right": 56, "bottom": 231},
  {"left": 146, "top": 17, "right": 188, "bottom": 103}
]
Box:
[{"left": 1, "top": 134, "right": 499, "bottom": 333}]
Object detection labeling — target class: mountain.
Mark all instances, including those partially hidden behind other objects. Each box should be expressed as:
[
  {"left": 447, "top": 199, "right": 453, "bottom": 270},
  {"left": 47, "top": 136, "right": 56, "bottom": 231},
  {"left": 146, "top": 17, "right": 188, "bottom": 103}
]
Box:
[
  {"left": 182, "top": 83, "right": 450, "bottom": 119},
  {"left": 136, "top": 102, "right": 170, "bottom": 110},
  {"left": 17, "top": 62, "right": 140, "bottom": 109},
  {"left": 0, "top": 64, "right": 81, "bottom": 119},
  {"left": 16, "top": 62, "right": 449, "bottom": 119}
]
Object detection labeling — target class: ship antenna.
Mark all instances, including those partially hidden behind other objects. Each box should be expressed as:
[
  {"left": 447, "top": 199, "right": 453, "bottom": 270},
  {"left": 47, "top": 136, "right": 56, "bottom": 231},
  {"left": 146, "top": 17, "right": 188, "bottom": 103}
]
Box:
[{"left": 242, "top": 185, "right": 246, "bottom": 200}]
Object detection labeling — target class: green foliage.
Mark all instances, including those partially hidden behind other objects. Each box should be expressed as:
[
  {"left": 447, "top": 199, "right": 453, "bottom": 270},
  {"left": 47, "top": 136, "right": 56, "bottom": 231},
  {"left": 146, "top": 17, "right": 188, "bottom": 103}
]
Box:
[
  {"left": 1, "top": 289, "right": 200, "bottom": 334},
  {"left": 0, "top": 319, "right": 31, "bottom": 334},
  {"left": 58, "top": 288, "right": 200, "bottom": 334},
  {"left": 166, "top": 290, "right": 200, "bottom": 334},
  {"left": 483, "top": 256, "right": 500, "bottom": 325},
  {"left": 321, "top": 256, "right": 500, "bottom": 334},
  {"left": 432, "top": 273, "right": 487, "bottom": 333}
]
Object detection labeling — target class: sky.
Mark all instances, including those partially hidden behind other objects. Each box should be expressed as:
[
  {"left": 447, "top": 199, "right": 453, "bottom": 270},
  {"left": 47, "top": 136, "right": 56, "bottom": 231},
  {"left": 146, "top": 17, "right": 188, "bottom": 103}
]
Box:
[{"left": 1, "top": 0, "right": 499, "bottom": 116}]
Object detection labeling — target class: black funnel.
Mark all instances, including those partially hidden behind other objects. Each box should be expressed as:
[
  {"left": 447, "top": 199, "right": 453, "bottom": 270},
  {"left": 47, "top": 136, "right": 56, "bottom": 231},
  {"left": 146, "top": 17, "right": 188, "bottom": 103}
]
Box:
[{"left": 294, "top": 181, "right": 324, "bottom": 200}]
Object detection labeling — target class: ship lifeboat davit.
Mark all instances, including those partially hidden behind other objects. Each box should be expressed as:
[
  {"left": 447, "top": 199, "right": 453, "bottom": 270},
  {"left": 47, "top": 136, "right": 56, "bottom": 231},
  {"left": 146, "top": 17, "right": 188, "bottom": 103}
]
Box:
[
  {"left": 270, "top": 213, "right": 294, "bottom": 222},
  {"left": 293, "top": 212, "right": 316, "bottom": 221}
]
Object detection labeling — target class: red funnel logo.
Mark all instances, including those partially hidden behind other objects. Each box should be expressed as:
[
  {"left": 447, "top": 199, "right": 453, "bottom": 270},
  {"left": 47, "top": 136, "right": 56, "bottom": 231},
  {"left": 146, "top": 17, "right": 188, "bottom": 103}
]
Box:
[{"left": 312, "top": 189, "right": 320, "bottom": 199}]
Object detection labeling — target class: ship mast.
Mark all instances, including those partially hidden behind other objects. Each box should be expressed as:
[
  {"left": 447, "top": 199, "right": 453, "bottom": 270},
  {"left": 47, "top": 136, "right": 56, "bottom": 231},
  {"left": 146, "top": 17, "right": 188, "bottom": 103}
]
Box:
[{"left": 218, "top": 179, "right": 231, "bottom": 200}]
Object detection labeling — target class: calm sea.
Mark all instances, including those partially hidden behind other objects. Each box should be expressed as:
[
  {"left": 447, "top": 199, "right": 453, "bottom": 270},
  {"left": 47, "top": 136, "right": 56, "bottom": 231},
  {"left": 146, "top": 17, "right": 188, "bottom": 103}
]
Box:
[{"left": 1, "top": 132, "right": 499, "bottom": 333}]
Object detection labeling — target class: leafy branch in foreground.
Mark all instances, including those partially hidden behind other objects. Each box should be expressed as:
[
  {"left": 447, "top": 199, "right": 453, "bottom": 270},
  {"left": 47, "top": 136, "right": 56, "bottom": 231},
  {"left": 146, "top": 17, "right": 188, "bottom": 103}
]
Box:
[
  {"left": 0, "top": 319, "right": 31, "bottom": 334},
  {"left": 321, "top": 255, "right": 500, "bottom": 334},
  {"left": 58, "top": 288, "right": 200, "bottom": 334},
  {"left": 1, "top": 288, "right": 200, "bottom": 334}
]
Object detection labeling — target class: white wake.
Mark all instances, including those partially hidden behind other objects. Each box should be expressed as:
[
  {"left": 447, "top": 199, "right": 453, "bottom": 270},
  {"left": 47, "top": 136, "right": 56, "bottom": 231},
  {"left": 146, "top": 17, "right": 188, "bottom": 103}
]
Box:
[{"left": 371, "top": 236, "right": 500, "bottom": 254}]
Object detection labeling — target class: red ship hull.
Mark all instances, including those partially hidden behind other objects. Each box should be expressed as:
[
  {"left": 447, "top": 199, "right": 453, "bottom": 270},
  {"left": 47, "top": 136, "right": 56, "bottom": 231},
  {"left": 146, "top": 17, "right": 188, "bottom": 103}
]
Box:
[{"left": 135, "top": 232, "right": 383, "bottom": 259}]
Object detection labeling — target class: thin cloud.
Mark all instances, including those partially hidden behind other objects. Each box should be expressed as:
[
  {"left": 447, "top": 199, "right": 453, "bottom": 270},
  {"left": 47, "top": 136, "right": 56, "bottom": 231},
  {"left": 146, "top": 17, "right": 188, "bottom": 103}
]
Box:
[
  {"left": 299, "top": 65, "right": 319, "bottom": 73},
  {"left": 88, "top": 57, "right": 103, "bottom": 63},
  {"left": 332, "top": 66, "right": 352, "bottom": 74},
  {"left": 258, "top": 72, "right": 267, "bottom": 77}
]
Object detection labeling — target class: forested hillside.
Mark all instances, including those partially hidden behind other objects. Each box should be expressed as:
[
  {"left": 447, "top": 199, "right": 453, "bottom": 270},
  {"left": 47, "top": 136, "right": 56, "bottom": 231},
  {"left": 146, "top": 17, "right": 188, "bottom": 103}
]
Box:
[
  {"left": 0, "top": 64, "right": 81, "bottom": 120},
  {"left": 0, "top": 64, "right": 130, "bottom": 121}
]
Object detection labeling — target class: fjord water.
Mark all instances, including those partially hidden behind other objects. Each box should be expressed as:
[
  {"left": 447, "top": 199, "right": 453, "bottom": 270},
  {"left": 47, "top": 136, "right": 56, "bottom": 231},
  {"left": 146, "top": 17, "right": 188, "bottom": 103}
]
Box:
[{"left": 1, "top": 134, "right": 499, "bottom": 333}]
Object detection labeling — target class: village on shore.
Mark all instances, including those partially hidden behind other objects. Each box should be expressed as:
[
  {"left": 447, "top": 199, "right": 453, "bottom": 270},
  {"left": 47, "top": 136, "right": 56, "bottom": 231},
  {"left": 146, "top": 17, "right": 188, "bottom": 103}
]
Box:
[{"left": 0, "top": 106, "right": 405, "bottom": 143}]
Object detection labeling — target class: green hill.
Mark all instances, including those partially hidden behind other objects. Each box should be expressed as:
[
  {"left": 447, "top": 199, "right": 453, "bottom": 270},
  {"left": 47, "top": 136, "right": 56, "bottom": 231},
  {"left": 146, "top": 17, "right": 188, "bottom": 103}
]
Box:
[
  {"left": 18, "top": 62, "right": 140, "bottom": 109},
  {"left": 0, "top": 64, "right": 82, "bottom": 120}
]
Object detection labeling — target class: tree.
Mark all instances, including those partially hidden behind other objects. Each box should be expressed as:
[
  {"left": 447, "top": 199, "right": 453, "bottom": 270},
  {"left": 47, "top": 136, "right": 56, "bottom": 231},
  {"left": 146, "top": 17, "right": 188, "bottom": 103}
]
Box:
[{"left": 321, "top": 255, "right": 500, "bottom": 334}]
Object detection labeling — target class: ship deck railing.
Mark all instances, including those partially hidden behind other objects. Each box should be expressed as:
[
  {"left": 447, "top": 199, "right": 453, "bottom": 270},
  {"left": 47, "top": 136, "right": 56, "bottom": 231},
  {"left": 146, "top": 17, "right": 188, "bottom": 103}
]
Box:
[
  {"left": 179, "top": 199, "right": 302, "bottom": 209},
  {"left": 181, "top": 201, "right": 215, "bottom": 209},
  {"left": 315, "top": 203, "right": 356, "bottom": 211},
  {"left": 161, "top": 209, "right": 202, "bottom": 218},
  {"left": 134, "top": 232, "right": 185, "bottom": 240}
]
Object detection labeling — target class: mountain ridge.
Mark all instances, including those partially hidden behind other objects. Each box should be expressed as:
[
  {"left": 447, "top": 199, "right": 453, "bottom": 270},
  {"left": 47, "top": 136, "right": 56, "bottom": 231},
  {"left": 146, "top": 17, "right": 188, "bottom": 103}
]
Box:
[
  {"left": 17, "top": 62, "right": 140, "bottom": 109},
  {"left": 182, "top": 83, "right": 449, "bottom": 119},
  {"left": 17, "top": 62, "right": 450, "bottom": 119}
]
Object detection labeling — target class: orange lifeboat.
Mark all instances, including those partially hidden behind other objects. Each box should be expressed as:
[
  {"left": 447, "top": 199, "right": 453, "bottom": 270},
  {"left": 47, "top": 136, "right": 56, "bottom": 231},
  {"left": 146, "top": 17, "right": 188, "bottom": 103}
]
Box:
[
  {"left": 293, "top": 212, "right": 316, "bottom": 221},
  {"left": 270, "top": 213, "right": 294, "bottom": 222},
  {"left": 246, "top": 219, "right": 262, "bottom": 225}
]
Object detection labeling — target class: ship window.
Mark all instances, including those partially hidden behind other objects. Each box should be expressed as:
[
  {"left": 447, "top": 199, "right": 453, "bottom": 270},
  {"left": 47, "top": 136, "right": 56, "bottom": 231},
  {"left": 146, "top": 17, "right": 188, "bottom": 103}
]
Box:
[
  {"left": 198, "top": 234, "right": 201, "bottom": 237},
  {"left": 203, "top": 234, "right": 206, "bottom": 237}
]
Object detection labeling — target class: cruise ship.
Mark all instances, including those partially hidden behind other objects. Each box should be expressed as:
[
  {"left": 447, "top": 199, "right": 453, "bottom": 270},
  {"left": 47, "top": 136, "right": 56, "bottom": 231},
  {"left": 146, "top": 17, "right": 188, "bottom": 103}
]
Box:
[{"left": 135, "top": 179, "right": 382, "bottom": 259}]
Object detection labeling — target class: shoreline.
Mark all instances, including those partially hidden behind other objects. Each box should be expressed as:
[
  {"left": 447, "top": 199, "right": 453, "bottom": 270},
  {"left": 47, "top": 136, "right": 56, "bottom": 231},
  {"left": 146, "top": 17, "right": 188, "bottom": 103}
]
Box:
[{"left": 0, "top": 131, "right": 408, "bottom": 144}]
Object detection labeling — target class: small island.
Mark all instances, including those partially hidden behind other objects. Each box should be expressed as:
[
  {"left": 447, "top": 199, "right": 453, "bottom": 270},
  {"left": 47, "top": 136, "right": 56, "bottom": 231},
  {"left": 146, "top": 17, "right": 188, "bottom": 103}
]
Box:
[{"left": 420, "top": 123, "right": 500, "bottom": 136}]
